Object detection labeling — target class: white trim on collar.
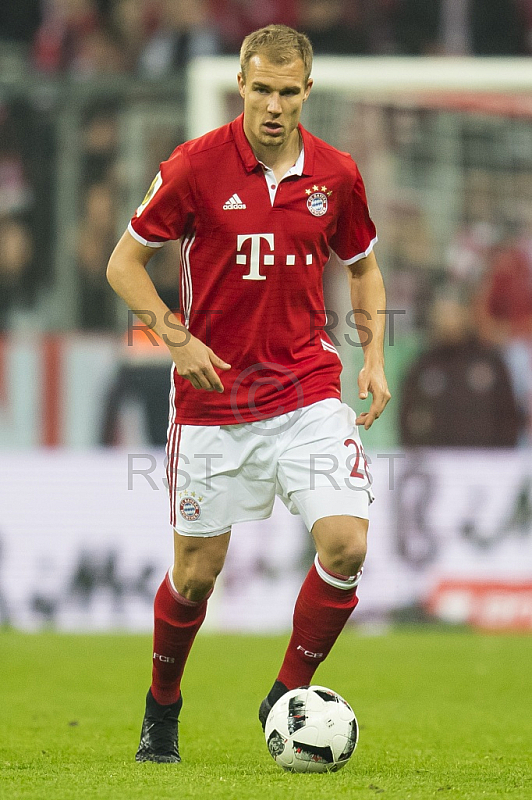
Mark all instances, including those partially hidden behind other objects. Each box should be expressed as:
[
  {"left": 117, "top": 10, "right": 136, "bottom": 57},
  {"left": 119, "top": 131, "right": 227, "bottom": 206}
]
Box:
[{"left": 260, "top": 146, "right": 305, "bottom": 205}]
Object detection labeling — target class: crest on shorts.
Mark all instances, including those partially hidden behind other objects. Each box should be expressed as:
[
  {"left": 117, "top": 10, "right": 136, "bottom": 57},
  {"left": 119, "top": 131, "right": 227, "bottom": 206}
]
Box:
[
  {"left": 305, "top": 185, "right": 332, "bottom": 217},
  {"left": 178, "top": 491, "right": 203, "bottom": 521}
]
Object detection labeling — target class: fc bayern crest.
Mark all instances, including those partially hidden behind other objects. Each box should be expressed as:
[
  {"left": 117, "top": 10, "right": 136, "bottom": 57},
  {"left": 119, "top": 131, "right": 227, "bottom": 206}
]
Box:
[
  {"left": 179, "top": 496, "right": 201, "bottom": 521},
  {"left": 307, "top": 191, "right": 328, "bottom": 217}
]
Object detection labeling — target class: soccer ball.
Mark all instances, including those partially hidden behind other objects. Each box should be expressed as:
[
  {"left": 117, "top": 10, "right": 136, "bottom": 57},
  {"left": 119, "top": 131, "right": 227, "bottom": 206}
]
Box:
[{"left": 264, "top": 685, "right": 358, "bottom": 773}]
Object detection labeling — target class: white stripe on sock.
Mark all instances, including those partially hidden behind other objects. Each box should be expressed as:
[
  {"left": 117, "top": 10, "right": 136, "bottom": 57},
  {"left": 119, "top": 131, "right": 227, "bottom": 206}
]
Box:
[{"left": 314, "top": 554, "right": 363, "bottom": 590}]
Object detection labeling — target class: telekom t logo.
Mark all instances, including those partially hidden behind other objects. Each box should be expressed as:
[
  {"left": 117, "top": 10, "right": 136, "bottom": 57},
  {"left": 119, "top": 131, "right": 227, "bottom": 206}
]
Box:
[
  {"left": 236, "top": 233, "right": 274, "bottom": 281},
  {"left": 236, "top": 233, "right": 313, "bottom": 280}
]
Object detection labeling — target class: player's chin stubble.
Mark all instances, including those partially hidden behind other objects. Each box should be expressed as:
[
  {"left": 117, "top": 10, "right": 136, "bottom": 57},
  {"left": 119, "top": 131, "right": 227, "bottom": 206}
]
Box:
[{"left": 261, "top": 134, "right": 285, "bottom": 148}]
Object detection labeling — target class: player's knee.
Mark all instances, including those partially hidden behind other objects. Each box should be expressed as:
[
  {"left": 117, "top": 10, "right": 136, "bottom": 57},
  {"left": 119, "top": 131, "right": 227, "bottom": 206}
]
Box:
[
  {"left": 172, "top": 531, "right": 229, "bottom": 601},
  {"left": 172, "top": 559, "right": 224, "bottom": 602},
  {"left": 316, "top": 519, "right": 368, "bottom": 576},
  {"left": 181, "top": 575, "right": 215, "bottom": 602},
  {"left": 326, "top": 542, "right": 366, "bottom": 577},
  {"left": 173, "top": 569, "right": 216, "bottom": 602}
]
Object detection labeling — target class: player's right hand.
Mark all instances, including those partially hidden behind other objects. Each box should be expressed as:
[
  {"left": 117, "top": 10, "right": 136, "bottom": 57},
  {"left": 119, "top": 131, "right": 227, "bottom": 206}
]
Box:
[{"left": 168, "top": 334, "right": 231, "bottom": 392}]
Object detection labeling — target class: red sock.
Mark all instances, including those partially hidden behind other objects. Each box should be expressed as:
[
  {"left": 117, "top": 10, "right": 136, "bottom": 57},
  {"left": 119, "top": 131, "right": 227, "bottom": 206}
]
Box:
[
  {"left": 277, "top": 556, "right": 361, "bottom": 690},
  {"left": 150, "top": 570, "right": 209, "bottom": 705}
]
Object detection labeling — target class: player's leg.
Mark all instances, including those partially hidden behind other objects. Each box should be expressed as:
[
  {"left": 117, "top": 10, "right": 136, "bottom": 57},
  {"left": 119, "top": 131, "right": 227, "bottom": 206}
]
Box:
[
  {"left": 138, "top": 416, "right": 277, "bottom": 759},
  {"left": 152, "top": 529, "right": 231, "bottom": 703},
  {"left": 136, "top": 529, "right": 231, "bottom": 763},
  {"left": 258, "top": 516, "right": 367, "bottom": 727},
  {"left": 259, "top": 400, "right": 371, "bottom": 726},
  {"left": 274, "top": 515, "right": 366, "bottom": 690}
]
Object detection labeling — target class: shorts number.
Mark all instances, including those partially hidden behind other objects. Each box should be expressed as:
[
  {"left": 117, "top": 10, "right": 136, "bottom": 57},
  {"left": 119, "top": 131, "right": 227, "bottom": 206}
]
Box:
[{"left": 344, "top": 438, "right": 368, "bottom": 480}]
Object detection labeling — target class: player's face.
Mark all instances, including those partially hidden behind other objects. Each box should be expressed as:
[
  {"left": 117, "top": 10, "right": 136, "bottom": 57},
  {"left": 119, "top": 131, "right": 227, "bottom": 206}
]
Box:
[{"left": 238, "top": 54, "right": 313, "bottom": 156}]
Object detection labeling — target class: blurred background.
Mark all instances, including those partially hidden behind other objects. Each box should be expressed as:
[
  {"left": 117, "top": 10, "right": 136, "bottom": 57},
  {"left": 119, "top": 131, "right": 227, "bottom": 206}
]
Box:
[{"left": 0, "top": 0, "right": 531, "bottom": 634}]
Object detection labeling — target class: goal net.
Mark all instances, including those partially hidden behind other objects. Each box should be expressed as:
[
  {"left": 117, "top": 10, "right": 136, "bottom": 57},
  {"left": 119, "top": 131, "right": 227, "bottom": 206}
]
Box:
[{"left": 187, "top": 57, "right": 532, "bottom": 441}]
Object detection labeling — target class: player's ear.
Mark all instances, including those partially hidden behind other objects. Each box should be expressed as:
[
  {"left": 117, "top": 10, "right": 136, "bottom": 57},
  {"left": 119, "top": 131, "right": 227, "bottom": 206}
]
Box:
[
  {"left": 237, "top": 72, "right": 246, "bottom": 99},
  {"left": 303, "top": 78, "right": 313, "bottom": 102}
]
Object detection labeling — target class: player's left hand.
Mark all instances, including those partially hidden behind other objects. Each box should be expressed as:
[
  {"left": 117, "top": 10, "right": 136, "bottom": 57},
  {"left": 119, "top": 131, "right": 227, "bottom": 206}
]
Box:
[{"left": 356, "top": 363, "right": 391, "bottom": 429}]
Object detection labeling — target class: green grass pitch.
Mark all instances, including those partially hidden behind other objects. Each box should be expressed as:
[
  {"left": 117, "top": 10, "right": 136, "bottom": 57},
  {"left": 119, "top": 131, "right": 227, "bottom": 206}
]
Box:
[{"left": 1, "top": 629, "right": 531, "bottom": 799}]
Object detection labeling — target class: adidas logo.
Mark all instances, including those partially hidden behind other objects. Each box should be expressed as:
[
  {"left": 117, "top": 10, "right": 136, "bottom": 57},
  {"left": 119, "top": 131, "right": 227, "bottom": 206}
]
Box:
[{"left": 223, "top": 193, "right": 246, "bottom": 210}]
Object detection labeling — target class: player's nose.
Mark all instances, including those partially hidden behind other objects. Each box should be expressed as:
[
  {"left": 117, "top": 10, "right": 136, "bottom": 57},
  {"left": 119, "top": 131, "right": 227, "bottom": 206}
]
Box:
[{"left": 267, "top": 93, "right": 282, "bottom": 114}]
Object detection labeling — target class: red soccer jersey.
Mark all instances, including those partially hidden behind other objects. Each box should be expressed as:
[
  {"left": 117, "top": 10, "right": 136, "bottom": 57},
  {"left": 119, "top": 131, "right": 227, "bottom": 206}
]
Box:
[{"left": 129, "top": 114, "right": 377, "bottom": 425}]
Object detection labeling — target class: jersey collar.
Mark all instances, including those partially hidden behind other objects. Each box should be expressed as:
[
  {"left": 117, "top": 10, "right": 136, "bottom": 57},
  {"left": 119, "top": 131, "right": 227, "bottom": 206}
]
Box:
[{"left": 231, "top": 113, "right": 315, "bottom": 176}]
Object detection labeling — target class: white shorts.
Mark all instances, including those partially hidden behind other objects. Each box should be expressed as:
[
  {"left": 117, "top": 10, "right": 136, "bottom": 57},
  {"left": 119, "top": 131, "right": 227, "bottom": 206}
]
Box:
[{"left": 166, "top": 398, "right": 373, "bottom": 536}]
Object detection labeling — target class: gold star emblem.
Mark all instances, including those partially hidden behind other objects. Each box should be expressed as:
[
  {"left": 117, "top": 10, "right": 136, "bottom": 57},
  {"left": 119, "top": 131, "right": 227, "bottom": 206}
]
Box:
[
  {"left": 312, "top": 185, "right": 318, "bottom": 192},
  {"left": 190, "top": 491, "right": 196, "bottom": 497},
  {"left": 305, "top": 188, "right": 312, "bottom": 195},
  {"left": 321, "top": 185, "right": 327, "bottom": 192},
  {"left": 198, "top": 496, "right": 204, "bottom": 502}
]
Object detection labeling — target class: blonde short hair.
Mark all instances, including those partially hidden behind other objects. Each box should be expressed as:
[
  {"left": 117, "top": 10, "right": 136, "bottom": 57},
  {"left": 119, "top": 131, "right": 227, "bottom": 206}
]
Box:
[{"left": 240, "top": 25, "right": 313, "bottom": 84}]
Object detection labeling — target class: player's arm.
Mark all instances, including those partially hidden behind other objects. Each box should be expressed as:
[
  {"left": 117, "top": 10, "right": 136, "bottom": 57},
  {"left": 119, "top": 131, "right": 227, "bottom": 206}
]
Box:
[
  {"left": 106, "top": 230, "right": 231, "bottom": 392},
  {"left": 347, "top": 249, "right": 391, "bottom": 428}
]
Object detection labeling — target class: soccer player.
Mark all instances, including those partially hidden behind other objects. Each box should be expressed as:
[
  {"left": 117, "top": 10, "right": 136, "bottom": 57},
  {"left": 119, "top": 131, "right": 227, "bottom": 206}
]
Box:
[{"left": 107, "top": 24, "right": 391, "bottom": 763}]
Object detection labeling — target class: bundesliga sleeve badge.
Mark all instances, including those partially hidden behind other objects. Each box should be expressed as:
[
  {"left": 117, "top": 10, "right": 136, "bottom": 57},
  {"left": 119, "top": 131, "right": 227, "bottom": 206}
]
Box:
[
  {"left": 305, "top": 185, "right": 332, "bottom": 217},
  {"left": 136, "top": 171, "right": 163, "bottom": 216}
]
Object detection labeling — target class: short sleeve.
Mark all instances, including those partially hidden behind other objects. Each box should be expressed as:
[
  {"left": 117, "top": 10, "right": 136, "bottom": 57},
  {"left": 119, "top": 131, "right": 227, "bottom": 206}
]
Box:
[
  {"left": 128, "top": 147, "right": 195, "bottom": 247},
  {"left": 330, "top": 166, "right": 377, "bottom": 265}
]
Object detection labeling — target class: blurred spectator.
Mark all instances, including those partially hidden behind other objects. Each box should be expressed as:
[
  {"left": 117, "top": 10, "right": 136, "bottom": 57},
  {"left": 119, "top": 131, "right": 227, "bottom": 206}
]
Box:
[
  {"left": 363, "top": 0, "right": 399, "bottom": 54},
  {"left": 211, "top": 0, "right": 300, "bottom": 54},
  {"left": 392, "top": 0, "right": 443, "bottom": 55},
  {"left": 445, "top": 169, "right": 501, "bottom": 293},
  {"left": 519, "top": 0, "right": 532, "bottom": 53},
  {"left": 77, "top": 180, "right": 117, "bottom": 329},
  {"left": 300, "top": 0, "right": 370, "bottom": 54},
  {"left": 101, "top": 323, "right": 172, "bottom": 446},
  {"left": 0, "top": 105, "right": 34, "bottom": 217},
  {"left": 139, "top": 0, "right": 220, "bottom": 76},
  {"left": 33, "top": 0, "right": 126, "bottom": 75},
  {"left": 476, "top": 232, "right": 532, "bottom": 344},
  {"left": 475, "top": 229, "right": 532, "bottom": 442},
  {"left": 0, "top": 218, "right": 35, "bottom": 330},
  {"left": 0, "top": 1, "right": 41, "bottom": 45},
  {"left": 110, "top": 0, "right": 158, "bottom": 72},
  {"left": 82, "top": 107, "right": 119, "bottom": 183},
  {"left": 0, "top": 101, "right": 50, "bottom": 326},
  {"left": 386, "top": 194, "right": 437, "bottom": 332},
  {"left": 470, "top": 0, "right": 525, "bottom": 55},
  {"left": 393, "top": 0, "right": 525, "bottom": 55},
  {"left": 447, "top": 220, "right": 499, "bottom": 290},
  {"left": 33, "top": 0, "right": 100, "bottom": 73},
  {"left": 0, "top": 149, "right": 33, "bottom": 221},
  {"left": 399, "top": 295, "right": 521, "bottom": 446},
  {"left": 74, "top": 26, "right": 126, "bottom": 75}
]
